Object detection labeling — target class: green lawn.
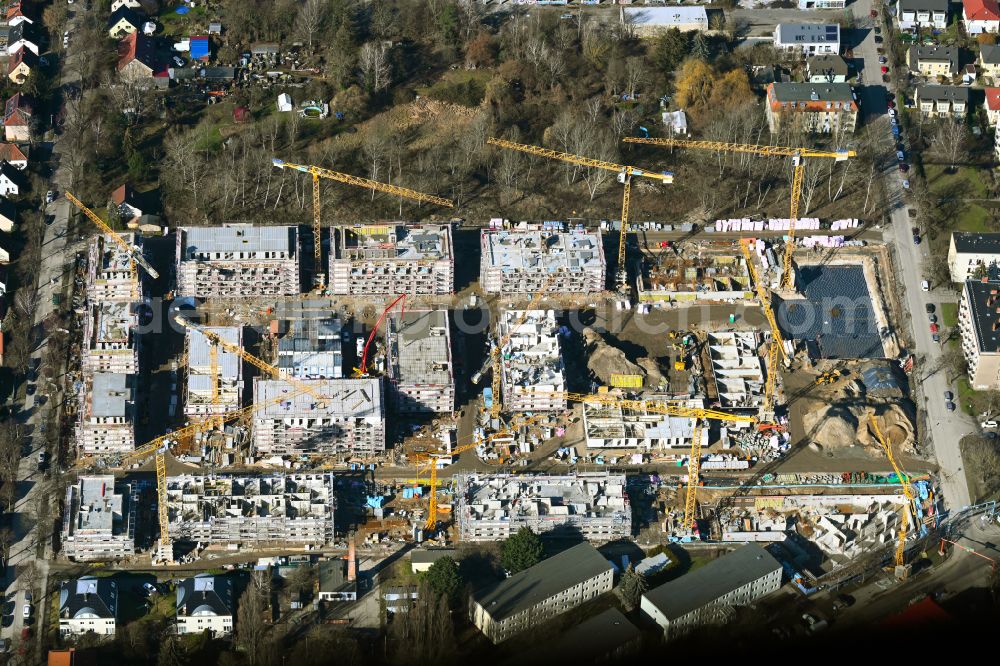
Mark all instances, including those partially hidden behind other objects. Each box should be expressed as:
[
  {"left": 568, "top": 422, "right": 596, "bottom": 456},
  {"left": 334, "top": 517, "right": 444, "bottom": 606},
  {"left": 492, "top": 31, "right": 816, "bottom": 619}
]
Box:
[
  {"left": 941, "top": 302, "right": 958, "bottom": 327},
  {"left": 924, "top": 164, "right": 992, "bottom": 232},
  {"left": 157, "top": 5, "right": 211, "bottom": 39}
]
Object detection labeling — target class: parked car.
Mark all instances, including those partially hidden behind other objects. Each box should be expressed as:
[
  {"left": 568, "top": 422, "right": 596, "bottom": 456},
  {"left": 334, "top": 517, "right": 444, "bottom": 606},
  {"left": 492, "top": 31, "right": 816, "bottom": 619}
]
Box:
[
  {"left": 921, "top": 279, "right": 929, "bottom": 290},
  {"left": 36, "top": 452, "right": 45, "bottom": 466},
  {"left": 887, "top": 100, "right": 895, "bottom": 109},
  {"left": 881, "top": 65, "right": 889, "bottom": 74},
  {"left": 928, "top": 314, "right": 937, "bottom": 323},
  {"left": 982, "top": 420, "right": 998, "bottom": 429},
  {"left": 46, "top": 190, "right": 56, "bottom": 203},
  {"left": 946, "top": 401, "right": 956, "bottom": 411},
  {"left": 930, "top": 323, "right": 939, "bottom": 334},
  {"left": 882, "top": 74, "right": 890, "bottom": 83},
  {"left": 926, "top": 303, "right": 936, "bottom": 314},
  {"left": 875, "top": 35, "right": 883, "bottom": 43},
  {"left": 945, "top": 391, "right": 954, "bottom": 401},
  {"left": 914, "top": 234, "right": 921, "bottom": 245},
  {"left": 143, "top": 583, "right": 158, "bottom": 596},
  {"left": 902, "top": 179, "right": 910, "bottom": 189},
  {"left": 899, "top": 163, "right": 909, "bottom": 173},
  {"left": 21, "top": 604, "right": 30, "bottom": 619},
  {"left": 879, "top": 56, "right": 888, "bottom": 64},
  {"left": 933, "top": 333, "right": 941, "bottom": 343},
  {"left": 896, "top": 150, "right": 905, "bottom": 161},
  {"left": 172, "top": 56, "right": 185, "bottom": 67},
  {"left": 870, "top": 9, "right": 877, "bottom": 17}
]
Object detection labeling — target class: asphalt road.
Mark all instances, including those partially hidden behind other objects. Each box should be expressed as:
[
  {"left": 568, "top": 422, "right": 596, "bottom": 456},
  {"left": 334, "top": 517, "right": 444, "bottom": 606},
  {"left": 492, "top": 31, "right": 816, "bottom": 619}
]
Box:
[{"left": 847, "top": 0, "right": 973, "bottom": 512}]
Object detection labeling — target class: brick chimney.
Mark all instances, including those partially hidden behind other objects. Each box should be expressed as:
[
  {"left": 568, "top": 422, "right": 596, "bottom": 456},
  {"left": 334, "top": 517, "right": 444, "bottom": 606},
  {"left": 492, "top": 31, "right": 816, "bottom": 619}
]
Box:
[{"left": 347, "top": 535, "right": 357, "bottom": 582}]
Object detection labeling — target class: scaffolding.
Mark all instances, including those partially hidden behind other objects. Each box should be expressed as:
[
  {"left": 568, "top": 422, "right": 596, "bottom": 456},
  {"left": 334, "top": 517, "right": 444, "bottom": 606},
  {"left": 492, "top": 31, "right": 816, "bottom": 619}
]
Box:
[
  {"left": 386, "top": 309, "right": 455, "bottom": 413},
  {"left": 175, "top": 225, "right": 301, "bottom": 298},
  {"left": 480, "top": 228, "right": 606, "bottom": 294},
  {"left": 328, "top": 224, "right": 454, "bottom": 295}
]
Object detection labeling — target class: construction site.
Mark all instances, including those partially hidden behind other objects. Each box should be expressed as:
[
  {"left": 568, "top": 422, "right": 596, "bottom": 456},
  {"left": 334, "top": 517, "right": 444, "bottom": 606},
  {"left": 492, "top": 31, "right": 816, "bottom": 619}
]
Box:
[
  {"left": 61, "top": 475, "right": 137, "bottom": 562},
  {"left": 636, "top": 246, "right": 753, "bottom": 305},
  {"left": 328, "top": 224, "right": 455, "bottom": 296},
  {"left": 386, "top": 309, "right": 455, "bottom": 414},
  {"left": 480, "top": 225, "right": 606, "bottom": 294}
]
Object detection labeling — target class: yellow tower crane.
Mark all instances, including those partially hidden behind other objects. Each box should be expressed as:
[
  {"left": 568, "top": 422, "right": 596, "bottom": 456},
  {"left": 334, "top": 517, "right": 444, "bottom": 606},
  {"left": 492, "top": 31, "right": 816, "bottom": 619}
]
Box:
[
  {"left": 622, "top": 137, "right": 853, "bottom": 290},
  {"left": 739, "top": 239, "right": 787, "bottom": 422},
  {"left": 208, "top": 343, "right": 221, "bottom": 430},
  {"left": 868, "top": 413, "right": 917, "bottom": 578},
  {"left": 486, "top": 137, "right": 673, "bottom": 292},
  {"left": 271, "top": 159, "right": 455, "bottom": 290}
]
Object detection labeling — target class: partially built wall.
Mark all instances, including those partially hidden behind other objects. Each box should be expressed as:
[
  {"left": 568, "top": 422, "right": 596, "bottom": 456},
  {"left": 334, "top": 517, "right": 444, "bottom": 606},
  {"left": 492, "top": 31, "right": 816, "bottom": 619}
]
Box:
[
  {"left": 175, "top": 225, "right": 301, "bottom": 298},
  {"left": 86, "top": 234, "right": 141, "bottom": 302},
  {"left": 707, "top": 332, "right": 766, "bottom": 409},
  {"left": 498, "top": 310, "right": 566, "bottom": 412},
  {"left": 637, "top": 251, "right": 752, "bottom": 305},
  {"left": 582, "top": 397, "right": 705, "bottom": 451},
  {"left": 480, "top": 228, "right": 606, "bottom": 294},
  {"left": 61, "top": 475, "right": 137, "bottom": 561},
  {"left": 328, "top": 224, "right": 454, "bottom": 295},
  {"left": 455, "top": 473, "right": 631, "bottom": 542},
  {"left": 82, "top": 301, "right": 139, "bottom": 374}
]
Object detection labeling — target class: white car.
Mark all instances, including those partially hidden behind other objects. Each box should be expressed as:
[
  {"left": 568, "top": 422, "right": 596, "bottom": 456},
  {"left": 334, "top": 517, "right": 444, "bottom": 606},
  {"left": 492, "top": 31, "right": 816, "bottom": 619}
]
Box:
[
  {"left": 921, "top": 280, "right": 930, "bottom": 291},
  {"left": 22, "top": 604, "right": 30, "bottom": 619}
]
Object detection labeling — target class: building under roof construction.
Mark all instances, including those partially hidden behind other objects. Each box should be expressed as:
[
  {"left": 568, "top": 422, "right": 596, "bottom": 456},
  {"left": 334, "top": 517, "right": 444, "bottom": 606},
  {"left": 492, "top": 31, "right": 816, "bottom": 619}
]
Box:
[
  {"left": 77, "top": 372, "right": 135, "bottom": 454},
  {"left": 276, "top": 317, "right": 344, "bottom": 380},
  {"left": 582, "top": 397, "right": 705, "bottom": 450},
  {"left": 82, "top": 301, "right": 138, "bottom": 374},
  {"left": 251, "top": 377, "right": 385, "bottom": 457},
  {"left": 175, "top": 224, "right": 301, "bottom": 298},
  {"left": 86, "top": 233, "right": 141, "bottom": 302},
  {"left": 386, "top": 309, "right": 454, "bottom": 413},
  {"left": 498, "top": 310, "right": 566, "bottom": 412},
  {"left": 184, "top": 326, "right": 243, "bottom": 418},
  {"left": 455, "top": 473, "right": 631, "bottom": 542},
  {"left": 328, "top": 223, "right": 454, "bottom": 295},
  {"left": 707, "top": 332, "right": 766, "bottom": 409},
  {"left": 480, "top": 228, "right": 606, "bottom": 294},
  {"left": 637, "top": 252, "right": 752, "bottom": 304},
  {"left": 61, "top": 475, "right": 136, "bottom": 562},
  {"left": 164, "top": 474, "right": 336, "bottom": 546}
]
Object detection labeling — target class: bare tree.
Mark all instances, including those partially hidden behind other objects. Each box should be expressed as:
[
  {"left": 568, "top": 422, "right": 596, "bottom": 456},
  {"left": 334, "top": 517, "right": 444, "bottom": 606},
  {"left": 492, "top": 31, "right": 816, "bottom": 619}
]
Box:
[
  {"left": 582, "top": 132, "right": 617, "bottom": 200},
  {"left": 359, "top": 41, "right": 391, "bottom": 93},
  {"left": 495, "top": 129, "right": 525, "bottom": 204},
  {"left": 624, "top": 56, "right": 645, "bottom": 100},
  {"left": 102, "top": 72, "right": 149, "bottom": 127},
  {"left": 363, "top": 123, "right": 392, "bottom": 198},
  {"left": 295, "top": 0, "right": 327, "bottom": 52},
  {"left": 236, "top": 570, "right": 271, "bottom": 666},
  {"left": 14, "top": 288, "right": 38, "bottom": 319},
  {"left": 611, "top": 108, "right": 637, "bottom": 141},
  {"left": 928, "top": 120, "right": 971, "bottom": 172}
]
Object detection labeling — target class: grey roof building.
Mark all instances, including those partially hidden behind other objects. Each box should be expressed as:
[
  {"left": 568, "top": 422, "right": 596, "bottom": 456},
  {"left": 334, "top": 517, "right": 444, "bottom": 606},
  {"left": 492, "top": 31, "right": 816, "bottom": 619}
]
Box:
[
  {"left": 916, "top": 85, "right": 971, "bottom": 117},
  {"left": 982, "top": 44, "right": 1000, "bottom": 65},
  {"left": 949, "top": 232, "right": 1000, "bottom": 282},
  {"left": 641, "top": 544, "right": 782, "bottom": 640},
  {"left": 318, "top": 559, "right": 358, "bottom": 602},
  {"left": 510, "top": 608, "right": 641, "bottom": 665},
  {"left": 807, "top": 54, "right": 849, "bottom": 81},
  {"left": 387, "top": 309, "right": 454, "bottom": 413},
  {"left": 773, "top": 23, "right": 841, "bottom": 54},
  {"left": 176, "top": 574, "right": 234, "bottom": 636},
  {"left": 959, "top": 279, "right": 1000, "bottom": 390},
  {"left": 59, "top": 577, "right": 118, "bottom": 636},
  {"left": 175, "top": 224, "right": 300, "bottom": 297},
  {"left": 470, "top": 542, "right": 614, "bottom": 644},
  {"left": 410, "top": 548, "right": 456, "bottom": 572},
  {"left": 907, "top": 45, "right": 959, "bottom": 74}
]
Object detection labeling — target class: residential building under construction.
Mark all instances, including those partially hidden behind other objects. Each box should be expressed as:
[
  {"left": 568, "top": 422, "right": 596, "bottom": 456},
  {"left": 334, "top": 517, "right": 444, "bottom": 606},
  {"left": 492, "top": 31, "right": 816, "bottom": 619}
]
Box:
[
  {"left": 251, "top": 378, "right": 385, "bottom": 457},
  {"left": 175, "top": 224, "right": 301, "bottom": 298},
  {"left": 499, "top": 310, "right": 566, "bottom": 412},
  {"left": 386, "top": 309, "right": 454, "bottom": 413},
  {"left": 454, "top": 473, "right": 631, "bottom": 542},
  {"left": 582, "top": 397, "right": 705, "bottom": 451},
  {"left": 636, "top": 252, "right": 752, "bottom": 304},
  {"left": 276, "top": 317, "right": 344, "bottom": 380},
  {"left": 184, "top": 326, "right": 243, "bottom": 419},
  {"left": 86, "top": 233, "right": 141, "bottom": 302},
  {"left": 707, "top": 332, "right": 766, "bottom": 409},
  {"left": 82, "top": 301, "right": 139, "bottom": 374},
  {"left": 480, "top": 227, "right": 606, "bottom": 294},
  {"left": 328, "top": 224, "right": 454, "bottom": 296},
  {"left": 76, "top": 372, "right": 135, "bottom": 454},
  {"left": 164, "top": 474, "right": 336, "bottom": 546},
  {"left": 61, "top": 475, "right": 136, "bottom": 561}
]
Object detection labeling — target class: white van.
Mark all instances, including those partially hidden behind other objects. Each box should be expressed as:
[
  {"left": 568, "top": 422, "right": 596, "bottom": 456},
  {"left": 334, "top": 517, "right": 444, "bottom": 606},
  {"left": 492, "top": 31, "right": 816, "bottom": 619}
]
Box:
[{"left": 921, "top": 280, "right": 929, "bottom": 291}]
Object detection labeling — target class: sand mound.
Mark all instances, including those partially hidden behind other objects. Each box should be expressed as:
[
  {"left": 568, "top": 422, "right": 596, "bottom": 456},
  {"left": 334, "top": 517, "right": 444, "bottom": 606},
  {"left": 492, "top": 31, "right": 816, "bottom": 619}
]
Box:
[
  {"left": 583, "top": 327, "right": 647, "bottom": 386},
  {"left": 803, "top": 402, "right": 916, "bottom": 453}
]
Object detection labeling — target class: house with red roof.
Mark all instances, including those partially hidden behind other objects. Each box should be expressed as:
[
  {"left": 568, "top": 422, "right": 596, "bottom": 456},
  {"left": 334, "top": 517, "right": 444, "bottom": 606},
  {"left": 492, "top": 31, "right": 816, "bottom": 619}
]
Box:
[
  {"left": 3, "top": 93, "right": 33, "bottom": 142},
  {"left": 0, "top": 143, "right": 27, "bottom": 170},
  {"left": 117, "top": 32, "right": 168, "bottom": 87},
  {"left": 5, "top": 0, "right": 35, "bottom": 27},
  {"left": 986, "top": 88, "right": 1000, "bottom": 126},
  {"left": 964, "top": 0, "right": 1000, "bottom": 34},
  {"left": 7, "top": 46, "right": 36, "bottom": 85},
  {"left": 111, "top": 184, "right": 144, "bottom": 222}
]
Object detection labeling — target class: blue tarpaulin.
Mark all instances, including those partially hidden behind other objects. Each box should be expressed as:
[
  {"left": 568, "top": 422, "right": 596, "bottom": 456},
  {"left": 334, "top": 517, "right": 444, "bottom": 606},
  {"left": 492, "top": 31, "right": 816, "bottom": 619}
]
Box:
[
  {"left": 190, "top": 35, "right": 209, "bottom": 60},
  {"left": 175, "top": 6, "right": 190, "bottom": 14}
]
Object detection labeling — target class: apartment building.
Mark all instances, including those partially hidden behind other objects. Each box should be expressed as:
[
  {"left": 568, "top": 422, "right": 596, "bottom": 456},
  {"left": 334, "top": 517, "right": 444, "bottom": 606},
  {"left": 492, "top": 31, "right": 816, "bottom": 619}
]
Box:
[
  {"left": 59, "top": 578, "right": 118, "bottom": 637},
  {"left": 708, "top": 331, "right": 766, "bottom": 409},
  {"left": 185, "top": 326, "right": 243, "bottom": 419},
  {"left": 948, "top": 231, "right": 1000, "bottom": 282},
  {"left": 480, "top": 228, "right": 606, "bottom": 294},
  {"left": 165, "top": 474, "right": 336, "bottom": 546},
  {"left": 455, "top": 473, "right": 631, "bottom": 542},
  {"left": 86, "top": 234, "right": 141, "bottom": 302},
  {"left": 470, "top": 542, "right": 614, "bottom": 644},
  {"left": 276, "top": 318, "right": 344, "bottom": 380},
  {"left": 512, "top": 608, "right": 641, "bottom": 666},
  {"left": 77, "top": 373, "right": 135, "bottom": 454},
  {"left": 82, "top": 301, "right": 139, "bottom": 374},
  {"left": 328, "top": 223, "right": 454, "bottom": 296},
  {"left": 498, "top": 310, "right": 566, "bottom": 412},
  {"left": 897, "top": 0, "right": 949, "bottom": 30},
  {"left": 61, "top": 476, "right": 136, "bottom": 562},
  {"left": 765, "top": 83, "right": 858, "bottom": 134},
  {"left": 176, "top": 575, "right": 234, "bottom": 637},
  {"left": 386, "top": 309, "right": 455, "bottom": 413},
  {"left": 251, "top": 378, "right": 385, "bottom": 457},
  {"left": 772, "top": 23, "right": 841, "bottom": 55},
  {"left": 964, "top": 0, "right": 1000, "bottom": 34},
  {"left": 175, "top": 224, "right": 301, "bottom": 298},
  {"left": 641, "top": 544, "right": 783, "bottom": 641},
  {"left": 907, "top": 45, "right": 958, "bottom": 78},
  {"left": 623, "top": 7, "right": 708, "bottom": 37},
  {"left": 917, "top": 85, "right": 971, "bottom": 118},
  {"left": 958, "top": 279, "right": 1000, "bottom": 390},
  {"left": 806, "top": 54, "right": 849, "bottom": 83},
  {"left": 582, "top": 397, "right": 705, "bottom": 451}
]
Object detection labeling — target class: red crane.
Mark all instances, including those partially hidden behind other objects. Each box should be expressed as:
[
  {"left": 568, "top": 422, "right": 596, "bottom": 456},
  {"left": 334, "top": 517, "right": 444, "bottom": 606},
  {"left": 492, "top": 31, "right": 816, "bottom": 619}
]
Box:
[{"left": 354, "top": 294, "right": 406, "bottom": 377}]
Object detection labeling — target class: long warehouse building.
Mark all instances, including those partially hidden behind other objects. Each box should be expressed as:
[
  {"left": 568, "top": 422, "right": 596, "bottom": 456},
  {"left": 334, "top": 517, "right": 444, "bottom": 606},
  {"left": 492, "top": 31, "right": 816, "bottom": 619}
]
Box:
[{"left": 329, "top": 223, "right": 454, "bottom": 295}]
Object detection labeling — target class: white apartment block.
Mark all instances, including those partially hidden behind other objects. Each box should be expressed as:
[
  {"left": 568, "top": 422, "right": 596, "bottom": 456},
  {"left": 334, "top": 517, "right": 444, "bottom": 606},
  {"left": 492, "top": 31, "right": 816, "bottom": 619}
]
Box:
[
  {"left": 251, "top": 378, "right": 385, "bottom": 457},
  {"left": 470, "top": 542, "right": 614, "bottom": 644},
  {"left": 498, "top": 310, "right": 566, "bottom": 412},
  {"left": 641, "top": 544, "right": 783, "bottom": 641},
  {"left": 897, "top": 0, "right": 949, "bottom": 30},
  {"left": 165, "top": 474, "right": 336, "bottom": 546},
  {"left": 708, "top": 331, "right": 766, "bottom": 409},
  {"left": 947, "top": 232, "right": 1000, "bottom": 282},
  {"left": 958, "top": 279, "right": 1000, "bottom": 390},
  {"left": 185, "top": 326, "right": 243, "bottom": 419},
  {"left": 916, "top": 85, "right": 970, "bottom": 118},
  {"left": 59, "top": 578, "right": 118, "bottom": 637},
  {"left": 773, "top": 23, "right": 841, "bottom": 55},
  {"left": 455, "top": 473, "right": 631, "bottom": 542},
  {"left": 328, "top": 224, "right": 454, "bottom": 296},
  {"left": 176, "top": 575, "right": 234, "bottom": 637},
  {"left": 276, "top": 318, "right": 344, "bottom": 380},
  {"left": 582, "top": 397, "right": 705, "bottom": 451},
  {"left": 480, "top": 227, "right": 606, "bottom": 294},
  {"left": 386, "top": 309, "right": 455, "bottom": 413},
  {"left": 61, "top": 476, "right": 136, "bottom": 562},
  {"left": 77, "top": 373, "right": 135, "bottom": 454},
  {"left": 86, "top": 233, "right": 141, "bottom": 302},
  {"left": 82, "top": 301, "right": 139, "bottom": 374},
  {"left": 175, "top": 225, "right": 301, "bottom": 298}
]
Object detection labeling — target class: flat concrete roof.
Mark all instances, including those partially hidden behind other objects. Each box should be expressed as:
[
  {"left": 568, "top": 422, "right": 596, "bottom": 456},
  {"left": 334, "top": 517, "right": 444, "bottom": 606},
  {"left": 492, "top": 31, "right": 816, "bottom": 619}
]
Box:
[
  {"left": 483, "top": 230, "right": 603, "bottom": 273},
  {"left": 388, "top": 309, "right": 451, "bottom": 385},
  {"left": 255, "top": 378, "right": 383, "bottom": 419},
  {"left": 188, "top": 326, "right": 242, "bottom": 379},
  {"left": 91, "top": 373, "right": 131, "bottom": 418},
  {"left": 182, "top": 224, "right": 296, "bottom": 258}
]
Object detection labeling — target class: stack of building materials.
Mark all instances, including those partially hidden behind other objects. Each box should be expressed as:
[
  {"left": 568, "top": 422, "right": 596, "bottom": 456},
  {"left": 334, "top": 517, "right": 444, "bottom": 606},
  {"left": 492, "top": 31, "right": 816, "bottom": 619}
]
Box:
[
  {"left": 386, "top": 309, "right": 454, "bottom": 413},
  {"left": 454, "top": 473, "right": 631, "bottom": 542},
  {"left": 175, "top": 224, "right": 301, "bottom": 297},
  {"left": 328, "top": 223, "right": 454, "bottom": 295},
  {"left": 480, "top": 226, "right": 606, "bottom": 294},
  {"left": 61, "top": 475, "right": 137, "bottom": 561},
  {"left": 498, "top": 310, "right": 566, "bottom": 412}
]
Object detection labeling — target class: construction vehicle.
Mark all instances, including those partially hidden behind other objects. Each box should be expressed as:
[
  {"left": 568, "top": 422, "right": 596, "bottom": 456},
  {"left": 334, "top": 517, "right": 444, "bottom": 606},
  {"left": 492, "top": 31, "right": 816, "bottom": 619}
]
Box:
[
  {"left": 354, "top": 294, "right": 405, "bottom": 378},
  {"left": 271, "top": 159, "right": 454, "bottom": 290},
  {"left": 868, "top": 413, "right": 917, "bottom": 579},
  {"left": 815, "top": 370, "right": 842, "bottom": 385},
  {"left": 486, "top": 137, "right": 673, "bottom": 292},
  {"left": 623, "top": 137, "right": 854, "bottom": 290}
]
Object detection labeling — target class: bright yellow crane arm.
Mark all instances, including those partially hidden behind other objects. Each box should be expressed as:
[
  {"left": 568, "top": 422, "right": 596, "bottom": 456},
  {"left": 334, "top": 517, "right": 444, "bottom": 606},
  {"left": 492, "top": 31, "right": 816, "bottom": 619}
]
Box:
[
  {"left": 622, "top": 136, "right": 856, "bottom": 160},
  {"left": 544, "top": 391, "right": 755, "bottom": 424},
  {"left": 739, "top": 240, "right": 787, "bottom": 358},
  {"left": 868, "top": 414, "right": 916, "bottom": 567},
  {"left": 683, "top": 420, "right": 703, "bottom": 528},
  {"left": 487, "top": 137, "right": 674, "bottom": 183},
  {"left": 65, "top": 191, "right": 161, "bottom": 280},
  {"left": 272, "top": 159, "right": 455, "bottom": 208}
]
